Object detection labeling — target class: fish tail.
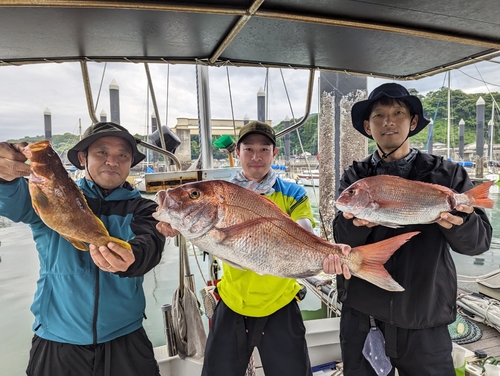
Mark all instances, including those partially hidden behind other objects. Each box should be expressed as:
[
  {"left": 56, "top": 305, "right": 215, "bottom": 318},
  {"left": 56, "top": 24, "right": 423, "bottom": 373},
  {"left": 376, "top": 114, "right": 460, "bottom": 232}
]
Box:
[
  {"left": 107, "top": 237, "right": 132, "bottom": 261},
  {"left": 463, "top": 181, "right": 495, "bottom": 208},
  {"left": 351, "top": 231, "right": 420, "bottom": 292}
]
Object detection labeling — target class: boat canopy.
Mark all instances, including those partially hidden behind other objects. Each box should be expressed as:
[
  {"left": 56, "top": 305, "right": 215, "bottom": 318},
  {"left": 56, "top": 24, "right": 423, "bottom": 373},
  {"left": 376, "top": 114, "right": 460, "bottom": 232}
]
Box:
[{"left": 1, "top": 0, "right": 500, "bottom": 80}]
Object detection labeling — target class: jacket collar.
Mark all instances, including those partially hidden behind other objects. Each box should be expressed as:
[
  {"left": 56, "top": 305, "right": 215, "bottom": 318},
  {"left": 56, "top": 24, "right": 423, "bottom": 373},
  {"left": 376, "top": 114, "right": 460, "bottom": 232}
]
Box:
[
  {"left": 76, "top": 178, "right": 141, "bottom": 200},
  {"left": 350, "top": 150, "right": 443, "bottom": 181}
]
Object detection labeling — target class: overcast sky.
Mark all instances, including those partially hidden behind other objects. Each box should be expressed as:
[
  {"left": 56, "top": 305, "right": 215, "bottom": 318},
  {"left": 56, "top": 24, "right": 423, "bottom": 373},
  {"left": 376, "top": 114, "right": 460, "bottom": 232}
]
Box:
[{"left": 1, "top": 58, "right": 499, "bottom": 141}]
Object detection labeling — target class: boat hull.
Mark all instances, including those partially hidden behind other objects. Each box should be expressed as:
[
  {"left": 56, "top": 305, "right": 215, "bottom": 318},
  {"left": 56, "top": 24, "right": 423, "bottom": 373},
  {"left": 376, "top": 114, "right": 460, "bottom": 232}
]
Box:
[
  {"left": 297, "top": 170, "right": 319, "bottom": 187},
  {"left": 477, "top": 269, "right": 500, "bottom": 300}
]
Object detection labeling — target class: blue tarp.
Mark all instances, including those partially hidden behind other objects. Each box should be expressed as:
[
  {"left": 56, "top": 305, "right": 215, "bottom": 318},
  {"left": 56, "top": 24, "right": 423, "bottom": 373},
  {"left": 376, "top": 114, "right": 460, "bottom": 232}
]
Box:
[{"left": 271, "top": 164, "right": 287, "bottom": 171}]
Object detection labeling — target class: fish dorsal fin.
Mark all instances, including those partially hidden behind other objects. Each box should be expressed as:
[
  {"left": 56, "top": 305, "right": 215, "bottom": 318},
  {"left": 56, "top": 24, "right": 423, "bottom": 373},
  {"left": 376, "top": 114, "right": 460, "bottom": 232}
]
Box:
[
  {"left": 428, "top": 183, "right": 455, "bottom": 196},
  {"left": 216, "top": 217, "right": 281, "bottom": 243}
]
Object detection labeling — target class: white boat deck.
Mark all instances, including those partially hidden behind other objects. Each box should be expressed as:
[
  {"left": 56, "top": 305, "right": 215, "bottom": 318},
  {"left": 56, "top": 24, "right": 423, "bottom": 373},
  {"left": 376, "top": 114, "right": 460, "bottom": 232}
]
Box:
[{"left": 154, "top": 317, "right": 342, "bottom": 376}]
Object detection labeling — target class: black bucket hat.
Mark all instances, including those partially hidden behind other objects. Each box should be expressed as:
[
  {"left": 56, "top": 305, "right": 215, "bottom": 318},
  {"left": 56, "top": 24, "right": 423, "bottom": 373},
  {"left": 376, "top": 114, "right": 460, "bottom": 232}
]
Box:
[
  {"left": 238, "top": 120, "right": 276, "bottom": 145},
  {"left": 351, "top": 83, "right": 430, "bottom": 139},
  {"left": 68, "top": 122, "right": 146, "bottom": 169}
]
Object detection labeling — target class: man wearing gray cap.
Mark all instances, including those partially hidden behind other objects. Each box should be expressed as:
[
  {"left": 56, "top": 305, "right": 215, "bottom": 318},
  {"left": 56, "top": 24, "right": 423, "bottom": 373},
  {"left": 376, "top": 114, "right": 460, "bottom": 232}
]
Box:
[
  {"left": 0, "top": 122, "right": 165, "bottom": 376},
  {"left": 201, "top": 121, "right": 350, "bottom": 375}
]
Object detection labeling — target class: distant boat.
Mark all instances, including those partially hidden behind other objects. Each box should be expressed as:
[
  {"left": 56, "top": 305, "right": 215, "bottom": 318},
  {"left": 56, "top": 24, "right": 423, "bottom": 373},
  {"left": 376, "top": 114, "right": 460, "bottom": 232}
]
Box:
[{"left": 297, "top": 167, "right": 319, "bottom": 187}]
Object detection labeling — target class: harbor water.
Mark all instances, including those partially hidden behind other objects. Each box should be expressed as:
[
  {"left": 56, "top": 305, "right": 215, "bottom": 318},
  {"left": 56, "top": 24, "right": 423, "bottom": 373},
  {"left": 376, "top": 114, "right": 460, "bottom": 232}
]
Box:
[{"left": 0, "top": 187, "right": 499, "bottom": 375}]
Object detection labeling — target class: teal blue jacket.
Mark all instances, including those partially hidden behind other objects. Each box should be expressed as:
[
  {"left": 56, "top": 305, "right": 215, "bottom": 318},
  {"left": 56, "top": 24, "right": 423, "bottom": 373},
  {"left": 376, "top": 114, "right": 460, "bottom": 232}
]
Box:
[{"left": 0, "top": 178, "right": 165, "bottom": 344}]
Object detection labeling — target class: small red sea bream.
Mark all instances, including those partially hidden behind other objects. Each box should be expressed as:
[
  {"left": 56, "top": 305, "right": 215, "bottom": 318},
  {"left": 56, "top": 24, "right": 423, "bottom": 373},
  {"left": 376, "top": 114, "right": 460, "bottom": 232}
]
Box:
[
  {"left": 153, "top": 180, "right": 421, "bottom": 292},
  {"left": 335, "top": 175, "right": 494, "bottom": 228}
]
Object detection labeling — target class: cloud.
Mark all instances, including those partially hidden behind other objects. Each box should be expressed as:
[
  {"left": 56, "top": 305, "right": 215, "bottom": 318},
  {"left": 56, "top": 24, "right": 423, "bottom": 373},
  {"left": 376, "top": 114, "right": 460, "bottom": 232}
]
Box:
[{"left": 1, "top": 59, "right": 499, "bottom": 141}]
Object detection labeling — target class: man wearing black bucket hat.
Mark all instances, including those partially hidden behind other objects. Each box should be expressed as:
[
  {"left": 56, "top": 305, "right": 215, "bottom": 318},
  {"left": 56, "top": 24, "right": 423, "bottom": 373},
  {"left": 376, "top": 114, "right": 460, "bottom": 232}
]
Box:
[
  {"left": 0, "top": 122, "right": 165, "bottom": 376},
  {"left": 333, "top": 83, "right": 492, "bottom": 375}
]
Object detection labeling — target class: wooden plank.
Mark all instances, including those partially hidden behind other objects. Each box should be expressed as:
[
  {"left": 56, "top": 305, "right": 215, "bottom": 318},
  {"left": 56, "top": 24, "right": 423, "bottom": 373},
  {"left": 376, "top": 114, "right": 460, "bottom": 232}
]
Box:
[
  {"left": 456, "top": 288, "right": 500, "bottom": 359},
  {"left": 461, "top": 322, "right": 500, "bottom": 359}
]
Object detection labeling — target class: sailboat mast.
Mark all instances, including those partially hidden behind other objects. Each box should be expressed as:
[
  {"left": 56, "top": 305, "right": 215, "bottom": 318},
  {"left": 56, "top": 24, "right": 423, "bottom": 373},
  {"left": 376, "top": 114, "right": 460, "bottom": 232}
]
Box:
[
  {"left": 146, "top": 84, "right": 150, "bottom": 169},
  {"left": 489, "top": 101, "right": 495, "bottom": 160},
  {"left": 447, "top": 72, "right": 451, "bottom": 160},
  {"left": 265, "top": 68, "right": 269, "bottom": 122}
]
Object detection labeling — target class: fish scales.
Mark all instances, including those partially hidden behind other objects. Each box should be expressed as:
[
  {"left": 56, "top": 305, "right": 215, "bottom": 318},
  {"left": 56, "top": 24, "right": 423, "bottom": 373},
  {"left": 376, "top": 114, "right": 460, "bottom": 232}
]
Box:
[
  {"left": 154, "top": 180, "right": 421, "bottom": 291},
  {"left": 190, "top": 183, "right": 339, "bottom": 276}
]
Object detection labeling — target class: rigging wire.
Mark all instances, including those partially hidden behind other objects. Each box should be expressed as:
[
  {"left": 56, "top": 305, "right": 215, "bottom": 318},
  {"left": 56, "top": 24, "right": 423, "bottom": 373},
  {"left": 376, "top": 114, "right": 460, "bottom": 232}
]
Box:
[
  {"left": 94, "top": 62, "right": 107, "bottom": 113},
  {"left": 472, "top": 64, "right": 500, "bottom": 117},
  {"left": 279, "top": 69, "right": 329, "bottom": 239},
  {"left": 165, "top": 64, "right": 170, "bottom": 127},
  {"left": 279, "top": 69, "right": 312, "bottom": 185},
  {"left": 457, "top": 67, "right": 500, "bottom": 89},
  {"left": 265, "top": 68, "right": 269, "bottom": 122},
  {"left": 425, "top": 72, "right": 448, "bottom": 152},
  {"left": 225, "top": 65, "right": 237, "bottom": 138},
  {"left": 456, "top": 64, "right": 500, "bottom": 159}
]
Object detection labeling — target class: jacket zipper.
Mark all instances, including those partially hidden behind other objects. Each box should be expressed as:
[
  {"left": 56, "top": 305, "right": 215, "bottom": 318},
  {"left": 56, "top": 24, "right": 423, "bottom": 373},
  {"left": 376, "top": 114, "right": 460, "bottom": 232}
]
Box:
[
  {"left": 389, "top": 251, "right": 395, "bottom": 325},
  {"left": 93, "top": 265, "right": 99, "bottom": 344},
  {"left": 92, "top": 198, "right": 103, "bottom": 345}
]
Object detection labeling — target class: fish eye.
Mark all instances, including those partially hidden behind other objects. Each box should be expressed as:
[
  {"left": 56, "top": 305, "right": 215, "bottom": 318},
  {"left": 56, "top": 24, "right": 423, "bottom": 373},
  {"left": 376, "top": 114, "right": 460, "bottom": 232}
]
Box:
[
  {"left": 348, "top": 189, "right": 356, "bottom": 195},
  {"left": 189, "top": 190, "right": 201, "bottom": 199}
]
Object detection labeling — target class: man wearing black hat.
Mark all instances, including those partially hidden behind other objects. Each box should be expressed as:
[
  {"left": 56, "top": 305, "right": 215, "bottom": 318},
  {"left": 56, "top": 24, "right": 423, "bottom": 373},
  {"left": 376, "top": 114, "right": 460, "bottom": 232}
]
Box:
[
  {"left": 0, "top": 122, "right": 165, "bottom": 376},
  {"left": 333, "top": 83, "right": 492, "bottom": 375}
]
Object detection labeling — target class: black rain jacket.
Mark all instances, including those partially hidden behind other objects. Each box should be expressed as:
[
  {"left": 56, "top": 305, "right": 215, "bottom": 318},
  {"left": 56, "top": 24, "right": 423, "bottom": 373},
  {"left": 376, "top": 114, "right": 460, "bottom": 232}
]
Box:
[{"left": 333, "top": 151, "right": 492, "bottom": 329}]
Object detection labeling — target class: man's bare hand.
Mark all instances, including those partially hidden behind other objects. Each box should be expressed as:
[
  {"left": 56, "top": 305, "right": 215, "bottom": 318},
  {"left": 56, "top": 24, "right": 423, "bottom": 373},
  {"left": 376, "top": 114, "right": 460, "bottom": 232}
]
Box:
[
  {"left": 322, "top": 244, "right": 352, "bottom": 279},
  {"left": 436, "top": 205, "right": 473, "bottom": 229},
  {"left": 0, "top": 142, "right": 31, "bottom": 181},
  {"left": 89, "top": 242, "right": 135, "bottom": 273},
  {"left": 156, "top": 221, "right": 180, "bottom": 238},
  {"left": 343, "top": 212, "right": 378, "bottom": 228}
]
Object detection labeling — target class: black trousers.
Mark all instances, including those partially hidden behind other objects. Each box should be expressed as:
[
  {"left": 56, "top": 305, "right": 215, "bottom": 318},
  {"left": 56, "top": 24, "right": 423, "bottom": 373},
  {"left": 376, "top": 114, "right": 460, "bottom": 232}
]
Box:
[
  {"left": 340, "top": 305, "right": 456, "bottom": 376},
  {"left": 26, "top": 327, "right": 160, "bottom": 376},
  {"left": 202, "top": 299, "right": 312, "bottom": 376}
]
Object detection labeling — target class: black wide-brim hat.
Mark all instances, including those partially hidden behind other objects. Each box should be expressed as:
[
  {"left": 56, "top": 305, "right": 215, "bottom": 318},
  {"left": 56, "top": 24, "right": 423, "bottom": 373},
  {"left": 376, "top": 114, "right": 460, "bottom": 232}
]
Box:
[
  {"left": 68, "top": 122, "right": 146, "bottom": 169},
  {"left": 351, "top": 83, "right": 430, "bottom": 139}
]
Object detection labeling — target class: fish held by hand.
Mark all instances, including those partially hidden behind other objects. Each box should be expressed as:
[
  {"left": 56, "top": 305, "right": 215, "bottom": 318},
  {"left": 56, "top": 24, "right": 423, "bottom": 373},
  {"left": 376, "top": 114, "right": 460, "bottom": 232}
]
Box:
[
  {"left": 21, "top": 140, "right": 131, "bottom": 258},
  {"left": 335, "top": 175, "right": 494, "bottom": 228},
  {"left": 153, "top": 180, "right": 420, "bottom": 292}
]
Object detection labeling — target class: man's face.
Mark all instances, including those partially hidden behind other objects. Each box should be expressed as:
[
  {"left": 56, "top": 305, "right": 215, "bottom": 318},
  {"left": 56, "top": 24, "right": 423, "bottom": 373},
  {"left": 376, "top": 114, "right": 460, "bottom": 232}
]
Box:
[
  {"left": 77, "top": 136, "right": 134, "bottom": 189},
  {"left": 236, "top": 133, "right": 278, "bottom": 182},
  {"left": 363, "top": 100, "right": 418, "bottom": 158}
]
